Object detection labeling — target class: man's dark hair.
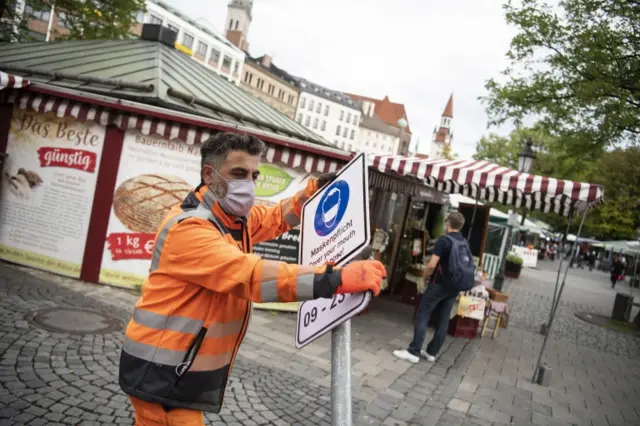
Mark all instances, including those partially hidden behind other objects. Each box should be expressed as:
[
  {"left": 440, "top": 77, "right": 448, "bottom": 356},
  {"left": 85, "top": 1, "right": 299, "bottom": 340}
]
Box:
[
  {"left": 446, "top": 212, "right": 465, "bottom": 231},
  {"left": 200, "top": 132, "right": 265, "bottom": 171}
]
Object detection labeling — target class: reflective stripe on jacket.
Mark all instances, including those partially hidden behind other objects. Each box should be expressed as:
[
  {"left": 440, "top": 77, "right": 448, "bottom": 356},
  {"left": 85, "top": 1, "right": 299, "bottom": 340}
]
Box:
[{"left": 119, "top": 183, "right": 330, "bottom": 413}]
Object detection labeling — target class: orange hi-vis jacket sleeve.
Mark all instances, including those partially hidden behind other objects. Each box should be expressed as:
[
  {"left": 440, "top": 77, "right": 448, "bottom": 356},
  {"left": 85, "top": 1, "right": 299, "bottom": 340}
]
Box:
[
  {"left": 248, "top": 177, "right": 320, "bottom": 244},
  {"left": 152, "top": 206, "right": 328, "bottom": 304}
]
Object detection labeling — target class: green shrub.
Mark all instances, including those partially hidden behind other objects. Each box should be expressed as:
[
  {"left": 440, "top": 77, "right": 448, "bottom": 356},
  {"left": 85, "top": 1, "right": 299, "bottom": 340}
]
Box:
[{"left": 506, "top": 253, "right": 523, "bottom": 265}]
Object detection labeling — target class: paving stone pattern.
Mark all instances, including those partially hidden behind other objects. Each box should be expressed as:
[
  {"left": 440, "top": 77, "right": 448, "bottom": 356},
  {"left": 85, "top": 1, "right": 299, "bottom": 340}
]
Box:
[{"left": 0, "top": 262, "right": 480, "bottom": 426}]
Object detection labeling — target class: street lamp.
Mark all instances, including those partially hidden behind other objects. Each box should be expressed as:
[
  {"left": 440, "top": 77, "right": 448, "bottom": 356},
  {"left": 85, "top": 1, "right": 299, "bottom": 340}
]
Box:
[
  {"left": 518, "top": 137, "right": 537, "bottom": 227},
  {"left": 493, "top": 137, "right": 537, "bottom": 291}
]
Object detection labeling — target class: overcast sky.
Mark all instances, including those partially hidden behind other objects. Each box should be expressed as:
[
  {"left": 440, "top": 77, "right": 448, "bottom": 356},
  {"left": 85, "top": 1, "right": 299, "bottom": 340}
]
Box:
[{"left": 167, "top": 0, "right": 516, "bottom": 159}]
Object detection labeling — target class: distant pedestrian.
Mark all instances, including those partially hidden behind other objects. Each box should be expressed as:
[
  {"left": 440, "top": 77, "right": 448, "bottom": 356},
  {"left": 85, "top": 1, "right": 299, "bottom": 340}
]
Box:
[
  {"left": 393, "top": 212, "right": 475, "bottom": 364},
  {"left": 588, "top": 251, "right": 596, "bottom": 271},
  {"left": 610, "top": 256, "right": 624, "bottom": 288}
]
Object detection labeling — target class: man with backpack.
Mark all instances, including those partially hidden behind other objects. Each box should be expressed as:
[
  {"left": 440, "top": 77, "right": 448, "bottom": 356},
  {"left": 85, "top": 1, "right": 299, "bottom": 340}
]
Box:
[{"left": 393, "top": 212, "right": 475, "bottom": 363}]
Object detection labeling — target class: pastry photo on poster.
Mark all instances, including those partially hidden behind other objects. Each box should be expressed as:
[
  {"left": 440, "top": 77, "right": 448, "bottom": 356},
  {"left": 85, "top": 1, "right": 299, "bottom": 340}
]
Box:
[
  {"left": 0, "top": 107, "right": 105, "bottom": 278},
  {"left": 99, "top": 131, "right": 202, "bottom": 287}
]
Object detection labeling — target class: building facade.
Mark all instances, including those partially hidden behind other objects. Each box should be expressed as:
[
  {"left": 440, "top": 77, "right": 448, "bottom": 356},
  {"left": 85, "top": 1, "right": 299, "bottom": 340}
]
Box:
[
  {"left": 347, "top": 94, "right": 412, "bottom": 155},
  {"left": 240, "top": 55, "right": 299, "bottom": 119},
  {"left": 12, "top": 0, "right": 246, "bottom": 85},
  {"left": 294, "top": 79, "right": 362, "bottom": 150},
  {"left": 431, "top": 94, "right": 453, "bottom": 159},
  {"left": 139, "top": 0, "right": 245, "bottom": 85}
]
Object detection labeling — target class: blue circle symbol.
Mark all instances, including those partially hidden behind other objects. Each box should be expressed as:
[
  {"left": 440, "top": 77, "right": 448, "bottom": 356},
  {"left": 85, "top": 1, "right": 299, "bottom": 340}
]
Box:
[{"left": 314, "top": 180, "right": 350, "bottom": 237}]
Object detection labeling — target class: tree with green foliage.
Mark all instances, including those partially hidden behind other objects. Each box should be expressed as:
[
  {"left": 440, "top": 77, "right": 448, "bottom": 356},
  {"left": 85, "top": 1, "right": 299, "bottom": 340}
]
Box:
[
  {"left": 24, "top": 0, "right": 145, "bottom": 40},
  {"left": 483, "top": 0, "right": 640, "bottom": 156},
  {"left": 474, "top": 128, "right": 640, "bottom": 240},
  {"left": 0, "top": 1, "right": 30, "bottom": 42}
]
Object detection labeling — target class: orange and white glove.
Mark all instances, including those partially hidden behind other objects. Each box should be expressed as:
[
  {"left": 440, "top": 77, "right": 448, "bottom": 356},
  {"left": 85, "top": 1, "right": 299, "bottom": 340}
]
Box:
[
  {"left": 312, "top": 260, "right": 386, "bottom": 299},
  {"left": 336, "top": 260, "right": 386, "bottom": 296}
]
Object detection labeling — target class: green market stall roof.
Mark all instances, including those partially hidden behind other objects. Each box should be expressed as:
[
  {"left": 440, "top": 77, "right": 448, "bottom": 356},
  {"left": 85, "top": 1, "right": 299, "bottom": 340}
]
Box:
[{"left": 0, "top": 39, "right": 325, "bottom": 146}]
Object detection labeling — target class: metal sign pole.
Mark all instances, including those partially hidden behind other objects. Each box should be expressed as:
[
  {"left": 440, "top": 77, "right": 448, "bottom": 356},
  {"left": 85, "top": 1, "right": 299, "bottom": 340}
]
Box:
[
  {"left": 532, "top": 207, "right": 588, "bottom": 383},
  {"left": 331, "top": 319, "right": 352, "bottom": 426}
]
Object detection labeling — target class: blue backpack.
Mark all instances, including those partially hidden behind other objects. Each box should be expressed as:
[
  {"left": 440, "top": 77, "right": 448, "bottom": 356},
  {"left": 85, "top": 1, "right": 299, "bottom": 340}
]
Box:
[{"left": 445, "top": 235, "right": 476, "bottom": 291}]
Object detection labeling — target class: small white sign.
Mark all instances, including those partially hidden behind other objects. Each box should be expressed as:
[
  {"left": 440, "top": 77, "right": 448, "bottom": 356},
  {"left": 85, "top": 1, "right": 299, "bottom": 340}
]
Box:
[
  {"left": 512, "top": 246, "right": 538, "bottom": 268},
  {"left": 295, "top": 292, "right": 371, "bottom": 348},
  {"left": 295, "top": 153, "right": 371, "bottom": 348}
]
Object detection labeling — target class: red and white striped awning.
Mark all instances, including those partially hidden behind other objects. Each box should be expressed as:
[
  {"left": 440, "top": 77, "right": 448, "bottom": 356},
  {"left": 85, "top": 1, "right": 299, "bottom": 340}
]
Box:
[
  {"left": 3, "top": 88, "right": 342, "bottom": 174},
  {"left": 0, "top": 72, "right": 29, "bottom": 90},
  {"left": 370, "top": 156, "right": 604, "bottom": 215}
]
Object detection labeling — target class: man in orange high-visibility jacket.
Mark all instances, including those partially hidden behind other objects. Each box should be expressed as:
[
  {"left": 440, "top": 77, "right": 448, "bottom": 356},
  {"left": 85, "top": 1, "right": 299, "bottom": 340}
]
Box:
[{"left": 119, "top": 133, "right": 385, "bottom": 426}]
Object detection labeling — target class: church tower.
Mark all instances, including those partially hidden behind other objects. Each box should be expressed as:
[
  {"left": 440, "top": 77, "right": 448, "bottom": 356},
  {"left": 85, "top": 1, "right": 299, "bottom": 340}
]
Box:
[
  {"left": 225, "top": 0, "right": 253, "bottom": 52},
  {"left": 431, "top": 94, "right": 453, "bottom": 159}
]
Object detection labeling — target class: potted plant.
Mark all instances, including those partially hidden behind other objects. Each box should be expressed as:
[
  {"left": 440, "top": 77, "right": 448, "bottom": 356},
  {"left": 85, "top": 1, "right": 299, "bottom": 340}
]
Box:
[{"left": 505, "top": 253, "right": 523, "bottom": 279}]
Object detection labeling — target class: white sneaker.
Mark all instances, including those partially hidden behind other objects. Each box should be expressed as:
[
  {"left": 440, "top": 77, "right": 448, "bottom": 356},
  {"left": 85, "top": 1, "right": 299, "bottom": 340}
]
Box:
[
  {"left": 420, "top": 350, "right": 436, "bottom": 362},
  {"left": 393, "top": 349, "right": 419, "bottom": 364}
]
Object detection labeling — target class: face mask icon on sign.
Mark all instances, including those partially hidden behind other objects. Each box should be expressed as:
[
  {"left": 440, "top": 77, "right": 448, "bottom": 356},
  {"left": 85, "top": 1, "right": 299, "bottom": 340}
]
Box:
[{"left": 321, "top": 187, "right": 341, "bottom": 228}]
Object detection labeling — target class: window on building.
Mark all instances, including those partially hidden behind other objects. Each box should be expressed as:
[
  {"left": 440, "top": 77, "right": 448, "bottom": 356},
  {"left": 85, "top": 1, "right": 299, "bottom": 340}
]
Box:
[
  {"left": 27, "top": 30, "right": 46, "bottom": 41},
  {"left": 373, "top": 142, "right": 377, "bottom": 148},
  {"left": 313, "top": 118, "right": 319, "bottom": 129},
  {"left": 316, "top": 102, "right": 322, "bottom": 113},
  {"left": 196, "top": 41, "right": 207, "bottom": 56},
  {"left": 343, "top": 127, "right": 348, "bottom": 138},
  {"left": 147, "top": 14, "right": 162, "bottom": 24},
  {"left": 339, "top": 110, "right": 344, "bottom": 121},
  {"left": 136, "top": 10, "right": 145, "bottom": 23},
  {"left": 353, "top": 115, "right": 358, "bottom": 125},
  {"left": 368, "top": 131, "right": 372, "bottom": 137},
  {"left": 348, "top": 144, "right": 352, "bottom": 151},
  {"left": 380, "top": 145, "right": 385, "bottom": 152},
  {"left": 229, "top": 19, "right": 234, "bottom": 29},
  {"left": 365, "top": 141, "right": 369, "bottom": 147},
  {"left": 324, "top": 105, "right": 329, "bottom": 116},
  {"left": 167, "top": 22, "right": 179, "bottom": 33},
  {"left": 57, "top": 11, "right": 69, "bottom": 28},
  {"left": 277, "top": 89, "right": 283, "bottom": 100},
  {"left": 350, "top": 130, "right": 355, "bottom": 140},
  {"left": 182, "top": 33, "right": 194, "bottom": 49},
  {"left": 222, "top": 56, "right": 232, "bottom": 70},
  {"left": 257, "top": 78, "right": 265, "bottom": 90},
  {"left": 235, "top": 20, "right": 239, "bottom": 30},
  {"left": 308, "top": 99, "right": 314, "bottom": 111},
  {"left": 321, "top": 120, "right": 326, "bottom": 131},
  {"left": 336, "top": 125, "right": 341, "bottom": 136},
  {"left": 341, "top": 142, "right": 346, "bottom": 149},
  {"left": 244, "top": 72, "right": 253, "bottom": 84},
  {"left": 268, "top": 84, "right": 275, "bottom": 95},
  {"left": 388, "top": 146, "right": 393, "bottom": 152},
  {"left": 383, "top": 135, "right": 387, "bottom": 141},
  {"left": 305, "top": 116, "right": 311, "bottom": 126},
  {"left": 300, "top": 98, "right": 306, "bottom": 109},
  {"left": 233, "top": 62, "right": 239, "bottom": 75},
  {"left": 297, "top": 114, "right": 303, "bottom": 123},
  {"left": 26, "top": 6, "right": 51, "bottom": 22},
  {"left": 346, "top": 112, "right": 351, "bottom": 123},
  {"left": 209, "top": 48, "right": 220, "bottom": 66}
]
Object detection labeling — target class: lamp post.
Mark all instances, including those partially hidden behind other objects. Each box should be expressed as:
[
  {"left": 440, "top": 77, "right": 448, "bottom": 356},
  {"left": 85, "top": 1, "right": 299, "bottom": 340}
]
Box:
[
  {"left": 493, "top": 137, "right": 536, "bottom": 292},
  {"left": 397, "top": 117, "right": 408, "bottom": 156},
  {"left": 518, "top": 137, "right": 536, "bottom": 227}
]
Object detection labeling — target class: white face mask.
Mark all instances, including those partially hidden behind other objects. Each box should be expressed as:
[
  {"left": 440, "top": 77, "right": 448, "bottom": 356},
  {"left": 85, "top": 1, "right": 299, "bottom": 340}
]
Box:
[{"left": 212, "top": 169, "right": 256, "bottom": 217}]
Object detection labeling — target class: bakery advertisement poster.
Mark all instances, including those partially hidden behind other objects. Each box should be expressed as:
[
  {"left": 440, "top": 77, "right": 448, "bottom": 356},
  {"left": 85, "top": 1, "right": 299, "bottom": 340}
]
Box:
[
  {"left": 0, "top": 108, "right": 106, "bottom": 278},
  {"left": 99, "top": 131, "right": 200, "bottom": 288},
  {"left": 98, "top": 129, "right": 318, "bottom": 288}
]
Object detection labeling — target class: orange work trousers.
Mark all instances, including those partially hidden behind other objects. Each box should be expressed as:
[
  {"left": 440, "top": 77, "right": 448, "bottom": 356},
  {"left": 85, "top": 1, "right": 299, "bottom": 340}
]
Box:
[{"left": 130, "top": 396, "right": 205, "bottom": 426}]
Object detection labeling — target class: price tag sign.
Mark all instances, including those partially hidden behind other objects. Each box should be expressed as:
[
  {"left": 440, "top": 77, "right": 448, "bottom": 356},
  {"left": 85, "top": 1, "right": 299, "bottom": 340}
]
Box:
[{"left": 295, "top": 153, "right": 371, "bottom": 348}]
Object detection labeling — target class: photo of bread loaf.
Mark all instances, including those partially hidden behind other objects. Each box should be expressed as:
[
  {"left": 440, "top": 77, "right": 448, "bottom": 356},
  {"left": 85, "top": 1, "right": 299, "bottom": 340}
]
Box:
[
  {"left": 4, "top": 168, "right": 43, "bottom": 200},
  {"left": 113, "top": 174, "right": 192, "bottom": 233}
]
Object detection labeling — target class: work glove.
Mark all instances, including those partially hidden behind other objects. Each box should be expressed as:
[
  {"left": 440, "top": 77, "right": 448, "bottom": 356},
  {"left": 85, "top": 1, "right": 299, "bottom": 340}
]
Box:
[{"left": 336, "top": 260, "right": 386, "bottom": 296}]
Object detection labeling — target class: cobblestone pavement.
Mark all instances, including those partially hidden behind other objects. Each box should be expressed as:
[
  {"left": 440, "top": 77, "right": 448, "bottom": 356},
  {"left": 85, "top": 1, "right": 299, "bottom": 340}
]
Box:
[
  {"left": 436, "top": 264, "right": 640, "bottom": 426},
  {"left": 505, "top": 264, "right": 640, "bottom": 359},
  {"left": 0, "top": 262, "right": 479, "bottom": 426}
]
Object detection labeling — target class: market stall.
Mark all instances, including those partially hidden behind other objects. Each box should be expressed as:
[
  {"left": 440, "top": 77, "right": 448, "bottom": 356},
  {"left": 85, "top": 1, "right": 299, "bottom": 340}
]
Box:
[{"left": 368, "top": 154, "right": 604, "bottom": 345}]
